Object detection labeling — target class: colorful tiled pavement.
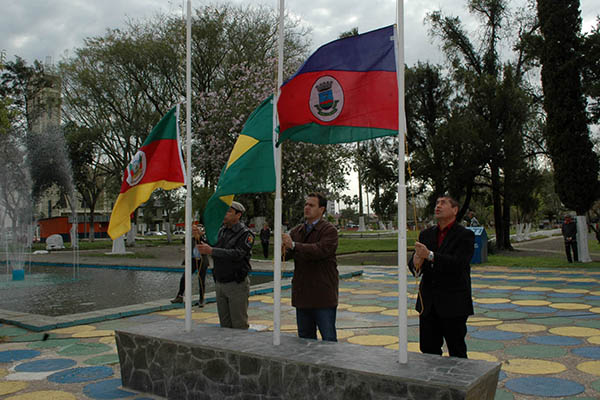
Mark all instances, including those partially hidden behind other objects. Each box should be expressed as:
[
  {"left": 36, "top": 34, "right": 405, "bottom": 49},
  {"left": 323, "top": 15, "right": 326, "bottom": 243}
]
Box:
[{"left": 1, "top": 265, "right": 600, "bottom": 399}]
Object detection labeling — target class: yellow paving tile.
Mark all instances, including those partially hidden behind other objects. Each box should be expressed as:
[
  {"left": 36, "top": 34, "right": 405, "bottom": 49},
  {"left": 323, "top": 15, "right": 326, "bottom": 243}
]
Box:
[
  {"left": 550, "top": 326, "right": 600, "bottom": 337},
  {"left": 348, "top": 334, "right": 398, "bottom": 346},
  {"left": 381, "top": 309, "right": 419, "bottom": 317},
  {"left": 488, "top": 285, "right": 520, "bottom": 290},
  {"left": 280, "top": 324, "right": 297, "bottom": 332},
  {"left": 350, "top": 289, "right": 382, "bottom": 295},
  {"left": 339, "top": 288, "right": 354, "bottom": 293},
  {"left": 337, "top": 303, "right": 352, "bottom": 310},
  {"left": 346, "top": 306, "right": 387, "bottom": 313},
  {"left": 502, "top": 359, "right": 566, "bottom": 374},
  {"left": 468, "top": 317, "right": 502, "bottom": 327},
  {"left": 468, "top": 352, "right": 498, "bottom": 362},
  {"left": 0, "top": 369, "right": 7, "bottom": 378},
  {"left": 156, "top": 309, "right": 185, "bottom": 317},
  {"left": 589, "top": 307, "right": 600, "bottom": 314},
  {"left": 6, "top": 391, "right": 77, "bottom": 400},
  {"left": 471, "top": 284, "right": 489, "bottom": 289},
  {"left": 473, "top": 298, "right": 511, "bottom": 304},
  {"left": 521, "top": 286, "right": 552, "bottom": 292},
  {"left": 512, "top": 300, "right": 551, "bottom": 306},
  {"left": 549, "top": 303, "right": 591, "bottom": 310},
  {"left": 72, "top": 330, "right": 114, "bottom": 338},
  {"left": 384, "top": 342, "right": 420, "bottom": 352},
  {"left": 0, "top": 381, "right": 28, "bottom": 396},
  {"left": 554, "top": 288, "right": 589, "bottom": 293},
  {"left": 576, "top": 361, "right": 600, "bottom": 377},
  {"left": 497, "top": 323, "right": 546, "bottom": 333},
  {"left": 379, "top": 291, "right": 399, "bottom": 297},
  {"left": 249, "top": 295, "right": 272, "bottom": 301},
  {"left": 248, "top": 320, "right": 274, "bottom": 327},
  {"left": 587, "top": 336, "right": 600, "bottom": 345},
  {"left": 49, "top": 325, "right": 95, "bottom": 335},
  {"left": 99, "top": 336, "right": 116, "bottom": 345},
  {"left": 590, "top": 291, "right": 600, "bottom": 296}
]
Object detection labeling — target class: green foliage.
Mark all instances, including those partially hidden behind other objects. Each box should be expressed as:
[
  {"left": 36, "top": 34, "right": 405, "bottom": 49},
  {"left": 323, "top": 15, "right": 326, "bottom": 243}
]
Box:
[
  {"left": 582, "top": 18, "right": 600, "bottom": 123},
  {"left": 537, "top": 0, "right": 600, "bottom": 214}
]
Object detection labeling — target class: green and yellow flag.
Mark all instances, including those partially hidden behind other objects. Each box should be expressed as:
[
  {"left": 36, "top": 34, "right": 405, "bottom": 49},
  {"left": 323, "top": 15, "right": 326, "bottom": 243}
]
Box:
[
  {"left": 108, "top": 106, "right": 186, "bottom": 239},
  {"left": 203, "top": 96, "right": 275, "bottom": 244}
]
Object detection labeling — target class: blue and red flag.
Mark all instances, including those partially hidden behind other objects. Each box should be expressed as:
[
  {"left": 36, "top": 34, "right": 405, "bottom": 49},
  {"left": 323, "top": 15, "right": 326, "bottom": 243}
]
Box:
[{"left": 277, "top": 25, "right": 398, "bottom": 145}]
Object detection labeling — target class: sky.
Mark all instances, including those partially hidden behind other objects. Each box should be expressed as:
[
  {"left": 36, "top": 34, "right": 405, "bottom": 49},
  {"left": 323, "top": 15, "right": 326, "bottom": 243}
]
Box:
[
  {"left": 1, "top": 0, "right": 599, "bottom": 210},
  {"left": 2, "top": 0, "right": 597, "bottom": 67}
]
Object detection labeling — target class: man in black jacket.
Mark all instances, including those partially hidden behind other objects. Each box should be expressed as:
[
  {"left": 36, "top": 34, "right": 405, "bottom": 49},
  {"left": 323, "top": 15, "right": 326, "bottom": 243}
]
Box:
[
  {"left": 408, "top": 196, "right": 475, "bottom": 358},
  {"left": 561, "top": 216, "right": 578, "bottom": 263},
  {"left": 196, "top": 201, "right": 254, "bottom": 329}
]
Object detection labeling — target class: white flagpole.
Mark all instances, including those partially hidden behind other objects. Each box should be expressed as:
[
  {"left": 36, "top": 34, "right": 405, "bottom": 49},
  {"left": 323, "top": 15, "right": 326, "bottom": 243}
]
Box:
[
  {"left": 184, "top": 0, "right": 193, "bottom": 332},
  {"left": 396, "top": 1, "right": 408, "bottom": 364},
  {"left": 272, "top": 0, "right": 285, "bottom": 346}
]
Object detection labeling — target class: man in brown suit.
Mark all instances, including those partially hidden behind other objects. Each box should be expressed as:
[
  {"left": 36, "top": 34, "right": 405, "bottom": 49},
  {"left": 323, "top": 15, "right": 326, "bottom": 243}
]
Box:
[{"left": 282, "top": 192, "right": 339, "bottom": 341}]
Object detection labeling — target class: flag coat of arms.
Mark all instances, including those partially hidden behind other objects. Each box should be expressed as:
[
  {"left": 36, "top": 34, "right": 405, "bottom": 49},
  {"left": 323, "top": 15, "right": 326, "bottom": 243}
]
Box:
[
  {"left": 108, "top": 106, "right": 186, "bottom": 239},
  {"left": 277, "top": 25, "right": 398, "bottom": 145},
  {"left": 203, "top": 96, "right": 275, "bottom": 245}
]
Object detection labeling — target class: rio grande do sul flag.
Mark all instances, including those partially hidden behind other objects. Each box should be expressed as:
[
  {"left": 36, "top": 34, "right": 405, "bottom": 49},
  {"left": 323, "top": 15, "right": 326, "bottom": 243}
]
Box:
[
  {"left": 277, "top": 25, "right": 398, "bottom": 145},
  {"left": 107, "top": 106, "right": 186, "bottom": 239}
]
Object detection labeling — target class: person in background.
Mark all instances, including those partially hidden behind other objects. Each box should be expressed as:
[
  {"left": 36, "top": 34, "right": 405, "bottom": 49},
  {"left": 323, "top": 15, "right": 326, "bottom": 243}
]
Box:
[
  {"left": 196, "top": 201, "right": 254, "bottom": 329},
  {"left": 171, "top": 224, "right": 209, "bottom": 307},
  {"left": 467, "top": 211, "right": 479, "bottom": 227},
  {"left": 562, "top": 215, "right": 578, "bottom": 263},
  {"left": 408, "top": 195, "right": 475, "bottom": 358},
  {"left": 260, "top": 223, "right": 271, "bottom": 258},
  {"left": 282, "top": 192, "right": 339, "bottom": 342}
]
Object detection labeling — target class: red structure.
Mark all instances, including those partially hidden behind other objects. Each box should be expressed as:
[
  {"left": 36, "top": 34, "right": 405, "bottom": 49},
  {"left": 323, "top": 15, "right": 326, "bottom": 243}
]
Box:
[{"left": 38, "top": 216, "right": 109, "bottom": 242}]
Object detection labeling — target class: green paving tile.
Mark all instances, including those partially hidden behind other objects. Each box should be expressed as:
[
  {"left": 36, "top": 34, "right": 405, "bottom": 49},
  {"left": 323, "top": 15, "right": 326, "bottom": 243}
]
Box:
[
  {"left": 27, "top": 338, "right": 80, "bottom": 349},
  {"left": 8, "top": 332, "right": 47, "bottom": 342},
  {"left": 84, "top": 354, "right": 120, "bottom": 365},
  {"left": 466, "top": 339, "right": 504, "bottom": 352},
  {"left": 483, "top": 311, "right": 528, "bottom": 320},
  {"left": 504, "top": 344, "right": 567, "bottom": 358},
  {"left": 494, "top": 388, "right": 514, "bottom": 400},
  {"left": 591, "top": 378, "right": 600, "bottom": 392},
  {"left": 510, "top": 295, "right": 546, "bottom": 301},
  {"left": 0, "top": 327, "right": 30, "bottom": 336},
  {"left": 525, "top": 317, "right": 574, "bottom": 326},
  {"left": 58, "top": 342, "right": 112, "bottom": 356},
  {"left": 573, "top": 319, "right": 600, "bottom": 329},
  {"left": 345, "top": 299, "right": 382, "bottom": 306},
  {"left": 474, "top": 292, "right": 509, "bottom": 298}
]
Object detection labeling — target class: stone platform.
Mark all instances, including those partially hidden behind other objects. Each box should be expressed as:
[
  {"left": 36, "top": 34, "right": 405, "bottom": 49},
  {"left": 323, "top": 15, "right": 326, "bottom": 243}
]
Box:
[{"left": 116, "top": 320, "right": 500, "bottom": 399}]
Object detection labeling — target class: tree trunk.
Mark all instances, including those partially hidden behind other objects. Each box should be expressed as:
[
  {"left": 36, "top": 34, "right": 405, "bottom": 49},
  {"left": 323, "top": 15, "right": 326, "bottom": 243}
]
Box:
[
  {"left": 491, "top": 162, "right": 505, "bottom": 249},
  {"left": 576, "top": 215, "right": 592, "bottom": 262}
]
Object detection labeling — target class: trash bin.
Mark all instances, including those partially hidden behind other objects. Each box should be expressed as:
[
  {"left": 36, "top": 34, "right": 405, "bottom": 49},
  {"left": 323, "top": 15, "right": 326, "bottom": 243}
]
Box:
[{"left": 467, "top": 227, "right": 488, "bottom": 264}]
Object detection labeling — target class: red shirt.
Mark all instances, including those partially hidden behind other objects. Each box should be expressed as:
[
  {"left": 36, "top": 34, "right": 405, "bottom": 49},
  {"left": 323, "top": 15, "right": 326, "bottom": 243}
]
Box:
[{"left": 437, "top": 220, "right": 455, "bottom": 247}]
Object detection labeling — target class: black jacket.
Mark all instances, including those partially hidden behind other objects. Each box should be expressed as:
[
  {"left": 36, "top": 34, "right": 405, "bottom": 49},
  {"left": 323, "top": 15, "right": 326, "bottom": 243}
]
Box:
[
  {"left": 212, "top": 222, "right": 254, "bottom": 283},
  {"left": 408, "top": 223, "right": 475, "bottom": 318}
]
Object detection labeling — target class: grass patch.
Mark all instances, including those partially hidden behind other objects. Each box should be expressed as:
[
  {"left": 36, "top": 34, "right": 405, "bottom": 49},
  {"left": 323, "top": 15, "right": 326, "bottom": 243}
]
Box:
[{"left": 482, "top": 254, "right": 600, "bottom": 269}]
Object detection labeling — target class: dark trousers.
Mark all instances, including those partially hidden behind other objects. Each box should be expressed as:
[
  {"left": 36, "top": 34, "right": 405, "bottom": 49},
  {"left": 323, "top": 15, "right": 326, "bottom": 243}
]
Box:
[
  {"left": 261, "top": 240, "right": 269, "bottom": 258},
  {"left": 177, "top": 258, "right": 208, "bottom": 302},
  {"left": 565, "top": 240, "right": 578, "bottom": 263},
  {"left": 296, "top": 307, "right": 337, "bottom": 341},
  {"left": 419, "top": 307, "right": 468, "bottom": 358}
]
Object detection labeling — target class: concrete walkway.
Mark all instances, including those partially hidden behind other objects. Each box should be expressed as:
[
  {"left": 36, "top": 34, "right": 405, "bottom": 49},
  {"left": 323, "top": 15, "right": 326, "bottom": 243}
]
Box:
[{"left": 1, "top": 238, "right": 600, "bottom": 399}]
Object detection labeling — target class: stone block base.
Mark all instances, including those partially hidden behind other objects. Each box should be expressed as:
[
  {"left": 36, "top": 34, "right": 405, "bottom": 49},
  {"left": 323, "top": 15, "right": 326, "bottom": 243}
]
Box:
[{"left": 116, "top": 320, "right": 500, "bottom": 399}]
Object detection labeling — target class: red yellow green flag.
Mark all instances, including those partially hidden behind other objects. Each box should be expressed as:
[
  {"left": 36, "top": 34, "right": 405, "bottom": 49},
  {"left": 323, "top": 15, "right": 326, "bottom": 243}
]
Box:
[{"left": 108, "top": 106, "right": 186, "bottom": 239}]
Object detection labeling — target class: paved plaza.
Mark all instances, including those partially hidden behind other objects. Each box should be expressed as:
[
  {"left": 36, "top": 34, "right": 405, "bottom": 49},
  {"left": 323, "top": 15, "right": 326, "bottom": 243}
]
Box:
[{"left": 1, "top": 240, "right": 600, "bottom": 399}]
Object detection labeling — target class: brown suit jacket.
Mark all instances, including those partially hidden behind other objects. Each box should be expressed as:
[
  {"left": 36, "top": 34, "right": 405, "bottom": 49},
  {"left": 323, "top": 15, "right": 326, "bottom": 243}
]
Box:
[{"left": 287, "top": 219, "right": 339, "bottom": 308}]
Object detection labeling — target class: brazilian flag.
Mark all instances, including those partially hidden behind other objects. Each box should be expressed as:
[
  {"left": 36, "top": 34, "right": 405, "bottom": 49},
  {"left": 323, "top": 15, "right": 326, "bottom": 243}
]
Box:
[{"left": 203, "top": 96, "right": 275, "bottom": 245}]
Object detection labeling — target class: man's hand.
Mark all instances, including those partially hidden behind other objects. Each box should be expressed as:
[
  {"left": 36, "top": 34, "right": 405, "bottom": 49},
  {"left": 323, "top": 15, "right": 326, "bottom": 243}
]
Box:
[
  {"left": 282, "top": 233, "right": 293, "bottom": 250},
  {"left": 414, "top": 241, "right": 430, "bottom": 260},
  {"left": 196, "top": 242, "right": 212, "bottom": 255}
]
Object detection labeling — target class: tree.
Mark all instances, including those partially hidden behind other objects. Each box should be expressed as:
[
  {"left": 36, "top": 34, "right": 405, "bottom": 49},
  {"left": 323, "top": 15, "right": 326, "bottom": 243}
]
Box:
[
  {"left": 537, "top": 0, "right": 599, "bottom": 261},
  {"left": 426, "top": 0, "right": 540, "bottom": 249},
  {"left": 538, "top": 0, "right": 599, "bottom": 214},
  {"left": 65, "top": 122, "right": 111, "bottom": 241},
  {"left": 582, "top": 17, "right": 600, "bottom": 124},
  {"left": 59, "top": 4, "right": 343, "bottom": 232}
]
